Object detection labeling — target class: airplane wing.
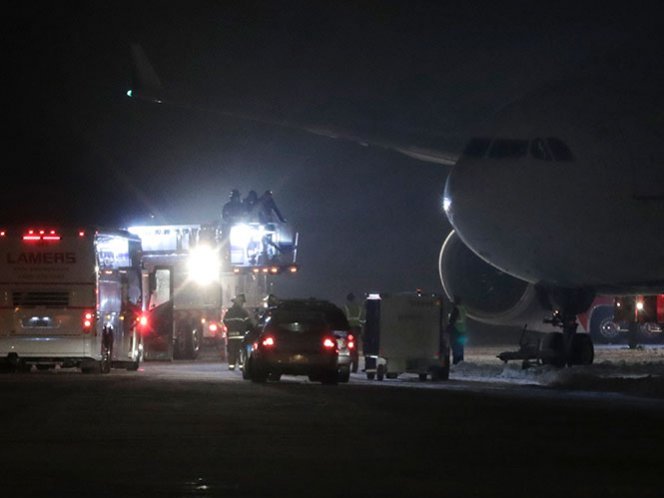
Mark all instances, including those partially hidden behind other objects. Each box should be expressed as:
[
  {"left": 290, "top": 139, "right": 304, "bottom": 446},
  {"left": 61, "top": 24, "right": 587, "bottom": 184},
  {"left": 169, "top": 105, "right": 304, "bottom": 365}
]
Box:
[{"left": 127, "top": 43, "right": 461, "bottom": 167}]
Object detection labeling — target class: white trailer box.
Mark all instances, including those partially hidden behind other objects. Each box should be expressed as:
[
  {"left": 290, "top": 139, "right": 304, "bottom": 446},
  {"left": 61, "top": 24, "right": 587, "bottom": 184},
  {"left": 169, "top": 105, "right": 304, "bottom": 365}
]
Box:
[{"left": 364, "top": 292, "right": 450, "bottom": 381}]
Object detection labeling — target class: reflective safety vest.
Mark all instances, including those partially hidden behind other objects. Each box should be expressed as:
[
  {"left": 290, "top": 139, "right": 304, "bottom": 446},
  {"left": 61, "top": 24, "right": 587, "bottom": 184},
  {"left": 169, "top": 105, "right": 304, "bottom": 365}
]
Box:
[
  {"left": 344, "top": 302, "right": 364, "bottom": 328},
  {"left": 223, "top": 304, "right": 252, "bottom": 338},
  {"left": 453, "top": 305, "right": 468, "bottom": 334}
]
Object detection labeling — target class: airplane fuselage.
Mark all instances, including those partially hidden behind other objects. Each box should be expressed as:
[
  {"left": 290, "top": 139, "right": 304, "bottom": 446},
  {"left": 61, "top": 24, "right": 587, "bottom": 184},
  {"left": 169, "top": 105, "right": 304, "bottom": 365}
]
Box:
[{"left": 444, "top": 81, "right": 664, "bottom": 294}]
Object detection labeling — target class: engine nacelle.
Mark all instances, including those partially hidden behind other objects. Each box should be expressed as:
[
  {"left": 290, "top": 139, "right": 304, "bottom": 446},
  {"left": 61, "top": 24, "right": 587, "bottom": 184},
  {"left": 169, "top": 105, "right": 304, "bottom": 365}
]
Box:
[{"left": 439, "top": 230, "right": 557, "bottom": 330}]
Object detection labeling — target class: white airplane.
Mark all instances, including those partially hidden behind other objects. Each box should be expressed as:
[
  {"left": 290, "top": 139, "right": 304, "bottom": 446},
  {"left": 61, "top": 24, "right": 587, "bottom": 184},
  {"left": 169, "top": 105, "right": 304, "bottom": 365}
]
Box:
[{"left": 127, "top": 42, "right": 664, "bottom": 366}]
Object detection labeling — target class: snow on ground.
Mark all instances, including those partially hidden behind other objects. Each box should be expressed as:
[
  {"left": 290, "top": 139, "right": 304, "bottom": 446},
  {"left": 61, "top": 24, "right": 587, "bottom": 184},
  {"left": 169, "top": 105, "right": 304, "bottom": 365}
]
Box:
[{"left": 451, "top": 344, "right": 664, "bottom": 399}]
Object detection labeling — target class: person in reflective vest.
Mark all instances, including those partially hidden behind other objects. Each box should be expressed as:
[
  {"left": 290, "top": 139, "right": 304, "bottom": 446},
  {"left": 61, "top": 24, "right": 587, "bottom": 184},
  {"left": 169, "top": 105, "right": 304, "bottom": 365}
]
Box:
[
  {"left": 343, "top": 293, "right": 364, "bottom": 373},
  {"left": 223, "top": 294, "right": 253, "bottom": 370},
  {"left": 448, "top": 295, "right": 468, "bottom": 365}
]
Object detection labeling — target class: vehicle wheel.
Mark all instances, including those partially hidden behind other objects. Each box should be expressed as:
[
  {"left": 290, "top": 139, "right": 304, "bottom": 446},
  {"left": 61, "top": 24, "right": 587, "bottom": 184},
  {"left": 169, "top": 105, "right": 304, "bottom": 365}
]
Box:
[
  {"left": 126, "top": 348, "right": 142, "bottom": 371},
  {"left": 36, "top": 364, "right": 52, "bottom": 371},
  {"left": 570, "top": 334, "right": 594, "bottom": 366},
  {"left": 589, "top": 305, "right": 621, "bottom": 344},
  {"left": 241, "top": 356, "right": 252, "bottom": 380},
  {"left": 541, "top": 332, "right": 566, "bottom": 367},
  {"left": 638, "top": 322, "right": 663, "bottom": 344},
  {"left": 338, "top": 365, "right": 350, "bottom": 383},
  {"left": 386, "top": 372, "right": 398, "bottom": 379},
  {"left": 250, "top": 364, "right": 268, "bottom": 383},
  {"left": 366, "top": 372, "right": 375, "bottom": 380},
  {"left": 431, "top": 366, "right": 449, "bottom": 381},
  {"left": 183, "top": 327, "right": 201, "bottom": 359},
  {"left": 418, "top": 373, "right": 427, "bottom": 381},
  {"left": 376, "top": 364, "right": 385, "bottom": 381},
  {"left": 268, "top": 372, "right": 282, "bottom": 382}
]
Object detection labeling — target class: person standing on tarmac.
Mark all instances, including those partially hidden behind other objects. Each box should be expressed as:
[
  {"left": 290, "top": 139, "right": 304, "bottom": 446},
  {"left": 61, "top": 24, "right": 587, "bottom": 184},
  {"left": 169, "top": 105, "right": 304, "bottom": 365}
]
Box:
[
  {"left": 448, "top": 295, "right": 468, "bottom": 365},
  {"left": 343, "top": 293, "right": 364, "bottom": 373},
  {"left": 223, "top": 294, "right": 253, "bottom": 370}
]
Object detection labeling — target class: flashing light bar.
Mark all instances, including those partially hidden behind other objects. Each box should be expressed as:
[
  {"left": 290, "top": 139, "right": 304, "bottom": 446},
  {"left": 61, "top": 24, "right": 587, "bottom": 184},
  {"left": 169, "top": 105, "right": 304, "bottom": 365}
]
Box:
[
  {"left": 231, "top": 265, "right": 299, "bottom": 275},
  {"left": 23, "top": 229, "right": 61, "bottom": 242}
]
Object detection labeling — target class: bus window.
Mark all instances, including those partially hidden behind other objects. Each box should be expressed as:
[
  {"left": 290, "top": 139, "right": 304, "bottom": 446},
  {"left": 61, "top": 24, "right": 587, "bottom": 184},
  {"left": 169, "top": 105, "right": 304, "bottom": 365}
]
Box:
[
  {"left": 530, "top": 138, "right": 552, "bottom": 161},
  {"left": 547, "top": 137, "right": 574, "bottom": 161},
  {"left": 489, "top": 139, "right": 529, "bottom": 159}
]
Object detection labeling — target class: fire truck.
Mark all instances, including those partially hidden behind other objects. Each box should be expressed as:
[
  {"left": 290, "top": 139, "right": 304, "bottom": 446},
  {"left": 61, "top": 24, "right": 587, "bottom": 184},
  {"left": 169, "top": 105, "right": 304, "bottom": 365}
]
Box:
[
  {"left": 581, "top": 294, "right": 664, "bottom": 345},
  {"left": 127, "top": 219, "right": 298, "bottom": 361}
]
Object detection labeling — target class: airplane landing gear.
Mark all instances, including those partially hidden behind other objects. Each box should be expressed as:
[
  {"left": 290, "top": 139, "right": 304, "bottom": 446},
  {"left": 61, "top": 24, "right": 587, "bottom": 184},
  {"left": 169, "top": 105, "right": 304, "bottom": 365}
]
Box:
[
  {"left": 544, "top": 310, "right": 593, "bottom": 366},
  {"left": 499, "top": 287, "right": 595, "bottom": 368}
]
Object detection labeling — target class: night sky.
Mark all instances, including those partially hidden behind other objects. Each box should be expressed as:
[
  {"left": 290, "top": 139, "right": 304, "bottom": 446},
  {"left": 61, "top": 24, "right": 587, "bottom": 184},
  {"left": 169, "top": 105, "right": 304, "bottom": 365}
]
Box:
[{"left": 4, "top": 2, "right": 658, "bottom": 306}]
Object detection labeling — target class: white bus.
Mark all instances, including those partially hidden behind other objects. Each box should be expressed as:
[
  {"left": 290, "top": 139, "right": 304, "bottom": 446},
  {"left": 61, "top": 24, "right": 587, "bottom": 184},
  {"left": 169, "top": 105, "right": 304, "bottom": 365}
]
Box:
[{"left": 0, "top": 226, "right": 144, "bottom": 373}]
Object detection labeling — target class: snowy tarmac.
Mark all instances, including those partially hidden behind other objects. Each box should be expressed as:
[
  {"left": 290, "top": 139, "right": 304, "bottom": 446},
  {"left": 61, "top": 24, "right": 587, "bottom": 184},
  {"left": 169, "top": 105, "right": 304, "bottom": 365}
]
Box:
[{"left": 448, "top": 343, "right": 664, "bottom": 399}]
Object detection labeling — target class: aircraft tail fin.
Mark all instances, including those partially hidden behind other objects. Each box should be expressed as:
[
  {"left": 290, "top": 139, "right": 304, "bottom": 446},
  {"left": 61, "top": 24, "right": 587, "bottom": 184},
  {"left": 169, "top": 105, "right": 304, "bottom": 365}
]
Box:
[{"left": 129, "top": 43, "right": 163, "bottom": 103}]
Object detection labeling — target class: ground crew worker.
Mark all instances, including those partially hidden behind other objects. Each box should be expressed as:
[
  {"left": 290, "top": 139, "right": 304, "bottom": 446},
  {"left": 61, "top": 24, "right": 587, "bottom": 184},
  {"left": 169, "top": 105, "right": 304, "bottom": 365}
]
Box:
[
  {"left": 344, "top": 292, "right": 364, "bottom": 373},
  {"left": 223, "top": 294, "right": 253, "bottom": 370},
  {"left": 448, "top": 295, "right": 468, "bottom": 365}
]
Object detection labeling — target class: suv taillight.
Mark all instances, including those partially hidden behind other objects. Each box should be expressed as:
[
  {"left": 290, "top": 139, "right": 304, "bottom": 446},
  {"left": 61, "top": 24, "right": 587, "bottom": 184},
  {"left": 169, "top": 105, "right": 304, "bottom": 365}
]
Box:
[
  {"left": 262, "top": 336, "right": 276, "bottom": 348},
  {"left": 322, "top": 336, "right": 336, "bottom": 350}
]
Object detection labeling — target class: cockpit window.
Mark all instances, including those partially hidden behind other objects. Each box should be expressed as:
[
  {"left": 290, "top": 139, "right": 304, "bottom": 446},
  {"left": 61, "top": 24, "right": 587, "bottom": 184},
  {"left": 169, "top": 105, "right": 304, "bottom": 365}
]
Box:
[
  {"left": 463, "top": 137, "right": 491, "bottom": 157},
  {"left": 530, "top": 138, "right": 552, "bottom": 161},
  {"left": 547, "top": 137, "right": 574, "bottom": 161},
  {"left": 462, "top": 138, "right": 491, "bottom": 157},
  {"left": 488, "top": 139, "right": 529, "bottom": 159}
]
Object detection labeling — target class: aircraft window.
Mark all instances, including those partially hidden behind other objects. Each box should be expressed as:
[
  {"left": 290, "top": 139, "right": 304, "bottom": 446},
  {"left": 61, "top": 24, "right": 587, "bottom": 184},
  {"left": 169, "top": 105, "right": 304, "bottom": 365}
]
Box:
[
  {"left": 462, "top": 138, "right": 491, "bottom": 157},
  {"left": 488, "top": 139, "right": 529, "bottom": 159},
  {"left": 530, "top": 138, "right": 552, "bottom": 161},
  {"left": 547, "top": 138, "right": 574, "bottom": 161}
]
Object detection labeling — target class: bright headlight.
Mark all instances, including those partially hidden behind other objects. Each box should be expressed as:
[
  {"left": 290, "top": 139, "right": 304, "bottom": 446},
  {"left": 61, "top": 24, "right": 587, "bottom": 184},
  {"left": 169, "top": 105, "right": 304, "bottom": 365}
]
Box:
[{"left": 187, "top": 244, "right": 220, "bottom": 285}]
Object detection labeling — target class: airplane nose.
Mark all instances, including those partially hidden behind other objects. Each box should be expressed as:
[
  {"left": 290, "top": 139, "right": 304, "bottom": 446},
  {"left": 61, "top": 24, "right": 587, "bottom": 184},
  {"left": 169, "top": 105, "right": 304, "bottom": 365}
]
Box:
[
  {"left": 442, "top": 157, "right": 530, "bottom": 275},
  {"left": 443, "top": 159, "right": 496, "bottom": 246}
]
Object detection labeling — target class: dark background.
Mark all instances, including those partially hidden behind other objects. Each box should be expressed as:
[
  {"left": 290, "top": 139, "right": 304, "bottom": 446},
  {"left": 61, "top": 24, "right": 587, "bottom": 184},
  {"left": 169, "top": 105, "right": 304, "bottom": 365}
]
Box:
[{"left": 3, "top": 1, "right": 656, "bottom": 309}]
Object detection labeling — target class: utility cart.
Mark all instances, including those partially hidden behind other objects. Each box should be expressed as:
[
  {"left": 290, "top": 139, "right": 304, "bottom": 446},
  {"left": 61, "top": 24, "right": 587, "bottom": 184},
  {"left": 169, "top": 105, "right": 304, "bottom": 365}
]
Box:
[{"left": 363, "top": 291, "right": 450, "bottom": 381}]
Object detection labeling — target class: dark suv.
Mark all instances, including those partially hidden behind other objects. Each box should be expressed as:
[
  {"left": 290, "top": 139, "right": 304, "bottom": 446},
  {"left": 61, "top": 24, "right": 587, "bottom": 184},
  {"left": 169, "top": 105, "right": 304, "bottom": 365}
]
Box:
[{"left": 243, "top": 299, "right": 353, "bottom": 384}]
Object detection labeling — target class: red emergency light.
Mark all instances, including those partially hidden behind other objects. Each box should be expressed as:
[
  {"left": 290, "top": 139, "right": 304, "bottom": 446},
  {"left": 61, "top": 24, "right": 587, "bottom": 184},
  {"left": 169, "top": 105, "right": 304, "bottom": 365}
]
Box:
[{"left": 23, "top": 229, "right": 61, "bottom": 242}]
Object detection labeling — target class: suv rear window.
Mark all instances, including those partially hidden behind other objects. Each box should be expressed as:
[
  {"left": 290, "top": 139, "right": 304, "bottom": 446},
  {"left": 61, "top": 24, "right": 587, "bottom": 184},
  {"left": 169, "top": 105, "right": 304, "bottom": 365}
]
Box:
[{"left": 271, "top": 301, "right": 350, "bottom": 330}]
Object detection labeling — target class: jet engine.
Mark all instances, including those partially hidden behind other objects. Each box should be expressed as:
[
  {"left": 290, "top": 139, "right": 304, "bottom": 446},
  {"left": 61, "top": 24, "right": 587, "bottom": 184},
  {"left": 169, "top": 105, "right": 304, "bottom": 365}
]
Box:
[{"left": 439, "top": 230, "right": 557, "bottom": 329}]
